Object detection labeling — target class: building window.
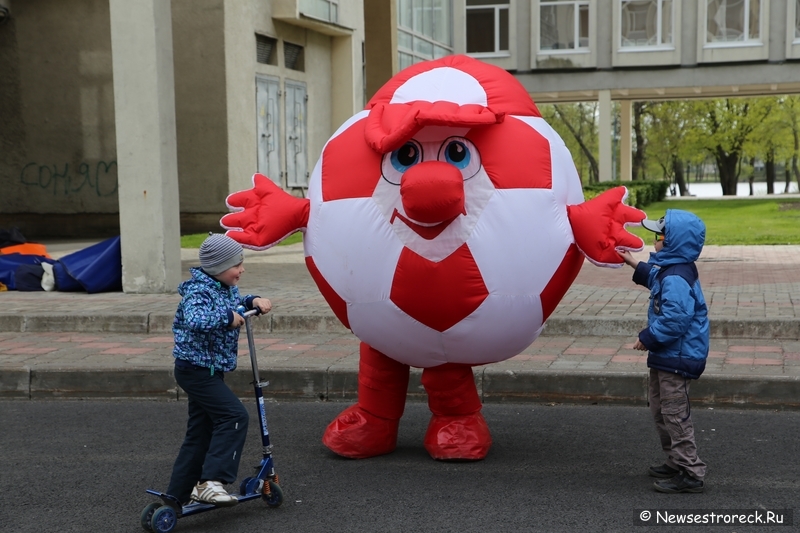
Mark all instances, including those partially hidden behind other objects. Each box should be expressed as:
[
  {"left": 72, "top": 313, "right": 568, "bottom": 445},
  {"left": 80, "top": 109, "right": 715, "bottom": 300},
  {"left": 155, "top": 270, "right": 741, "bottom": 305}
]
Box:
[
  {"left": 796, "top": 0, "right": 800, "bottom": 40},
  {"left": 466, "top": 0, "right": 509, "bottom": 55},
  {"left": 620, "top": 0, "right": 673, "bottom": 47},
  {"left": 284, "top": 42, "right": 305, "bottom": 71},
  {"left": 706, "top": 0, "right": 761, "bottom": 43},
  {"left": 398, "top": 0, "right": 453, "bottom": 69},
  {"left": 299, "top": 0, "right": 338, "bottom": 24},
  {"left": 540, "top": 1, "right": 589, "bottom": 51},
  {"left": 256, "top": 34, "right": 278, "bottom": 65}
]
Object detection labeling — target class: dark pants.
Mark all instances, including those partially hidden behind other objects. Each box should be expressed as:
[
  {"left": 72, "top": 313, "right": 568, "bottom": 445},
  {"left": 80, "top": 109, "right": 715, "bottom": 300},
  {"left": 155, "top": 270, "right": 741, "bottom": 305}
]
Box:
[
  {"left": 166, "top": 365, "right": 249, "bottom": 503},
  {"left": 648, "top": 369, "right": 707, "bottom": 480}
]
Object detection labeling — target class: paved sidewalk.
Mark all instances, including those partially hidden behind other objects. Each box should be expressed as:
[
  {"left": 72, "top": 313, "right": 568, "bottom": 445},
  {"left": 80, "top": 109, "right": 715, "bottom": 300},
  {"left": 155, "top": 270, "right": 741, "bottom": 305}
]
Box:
[{"left": 1, "top": 244, "right": 799, "bottom": 407}]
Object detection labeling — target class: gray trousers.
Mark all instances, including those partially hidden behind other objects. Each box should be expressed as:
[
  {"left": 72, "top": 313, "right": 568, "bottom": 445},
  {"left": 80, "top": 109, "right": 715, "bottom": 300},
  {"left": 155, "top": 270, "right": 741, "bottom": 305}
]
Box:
[{"left": 648, "top": 369, "right": 707, "bottom": 480}]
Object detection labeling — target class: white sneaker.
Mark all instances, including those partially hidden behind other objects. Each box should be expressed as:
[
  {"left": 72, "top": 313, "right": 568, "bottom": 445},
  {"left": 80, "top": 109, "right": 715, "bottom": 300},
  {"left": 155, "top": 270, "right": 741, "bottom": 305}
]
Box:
[{"left": 190, "top": 481, "right": 238, "bottom": 507}]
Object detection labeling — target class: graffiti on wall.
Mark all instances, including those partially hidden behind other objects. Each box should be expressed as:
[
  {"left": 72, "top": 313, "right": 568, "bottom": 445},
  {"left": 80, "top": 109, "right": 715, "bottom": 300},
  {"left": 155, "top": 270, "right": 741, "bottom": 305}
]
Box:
[{"left": 20, "top": 161, "right": 118, "bottom": 197}]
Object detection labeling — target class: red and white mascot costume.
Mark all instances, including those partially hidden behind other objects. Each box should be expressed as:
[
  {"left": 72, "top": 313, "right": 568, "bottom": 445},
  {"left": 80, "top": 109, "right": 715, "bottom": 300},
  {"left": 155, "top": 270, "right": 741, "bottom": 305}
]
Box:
[{"left": 222, "top": 56, "right": 645, "bottom": 461}]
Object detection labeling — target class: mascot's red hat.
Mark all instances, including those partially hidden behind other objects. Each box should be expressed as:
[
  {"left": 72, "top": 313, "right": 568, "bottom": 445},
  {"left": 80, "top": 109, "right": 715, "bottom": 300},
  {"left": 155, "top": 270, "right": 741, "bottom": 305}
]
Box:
[{"left": 363, "top": 55, "right": 540, "bottom": 153}]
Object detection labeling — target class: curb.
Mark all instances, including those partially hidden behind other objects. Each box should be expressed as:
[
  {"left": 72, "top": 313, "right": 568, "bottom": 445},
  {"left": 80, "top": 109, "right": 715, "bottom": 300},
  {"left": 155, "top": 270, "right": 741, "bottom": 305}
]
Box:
[
  {"left": 541, "top": 317, "right": 800, "bottom": 340},
  {"left": 3, "top": 313, "right": 799, "bottom": 339},
  {"left": 3, "top": 366, "right": 799, "bottom": 410}
]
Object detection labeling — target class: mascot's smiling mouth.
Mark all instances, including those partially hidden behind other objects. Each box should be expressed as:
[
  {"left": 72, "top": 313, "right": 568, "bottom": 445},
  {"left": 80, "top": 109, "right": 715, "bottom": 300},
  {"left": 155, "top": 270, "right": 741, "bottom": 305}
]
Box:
[{"left": 390, "top": 209, "right": 460, "bottom": 240}]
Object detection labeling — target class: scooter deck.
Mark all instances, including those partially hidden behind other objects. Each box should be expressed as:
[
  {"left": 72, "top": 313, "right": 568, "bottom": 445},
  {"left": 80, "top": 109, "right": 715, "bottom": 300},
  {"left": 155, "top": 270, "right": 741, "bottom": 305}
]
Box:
[{"left": 145, "top": 489, "right": 263, "bottom": 518}]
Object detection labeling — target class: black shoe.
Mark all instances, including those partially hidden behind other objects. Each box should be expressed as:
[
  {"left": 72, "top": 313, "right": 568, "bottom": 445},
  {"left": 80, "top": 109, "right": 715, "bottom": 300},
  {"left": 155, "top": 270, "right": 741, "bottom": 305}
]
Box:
[
  {"left": 653, "top": 471, "right": 704, "bottom": 493},
  {"left": 649, "top": 463, "right": 680, "bottom": 478}
]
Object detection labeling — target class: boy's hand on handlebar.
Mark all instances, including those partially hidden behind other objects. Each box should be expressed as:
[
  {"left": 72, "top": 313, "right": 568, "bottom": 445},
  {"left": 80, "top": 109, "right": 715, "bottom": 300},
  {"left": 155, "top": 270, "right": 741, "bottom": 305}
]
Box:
[
  {"left": 230, "top": 312, "right": 245, "bottom": 329},
  {"left": 253, "top": 297, "right": 272, "bottom": 314}
]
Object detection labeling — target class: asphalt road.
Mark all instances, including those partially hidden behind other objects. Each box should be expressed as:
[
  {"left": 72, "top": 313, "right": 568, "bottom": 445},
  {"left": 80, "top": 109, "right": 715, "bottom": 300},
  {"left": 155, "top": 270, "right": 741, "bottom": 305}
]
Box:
[{"left": 1, "top": 400, "right": 797, "bottom": 533}]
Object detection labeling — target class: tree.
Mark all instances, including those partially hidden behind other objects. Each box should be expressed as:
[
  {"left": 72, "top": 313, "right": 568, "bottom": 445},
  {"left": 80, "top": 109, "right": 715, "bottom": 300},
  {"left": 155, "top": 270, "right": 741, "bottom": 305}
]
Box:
[
  {"left": 632, "top": 102, "right": 647, "bottom": 180},
  {"left": 539, "top": 102, "right": 599, "bottom": 184},
  {"left": 691, "top": 98, "right": 770, "bottom": 196},
  {"left": 742, "top": 97, "right": 793, "bottom": 195},
  {"left": 643, "top": 100, "right": 703, "bottom": 196}
]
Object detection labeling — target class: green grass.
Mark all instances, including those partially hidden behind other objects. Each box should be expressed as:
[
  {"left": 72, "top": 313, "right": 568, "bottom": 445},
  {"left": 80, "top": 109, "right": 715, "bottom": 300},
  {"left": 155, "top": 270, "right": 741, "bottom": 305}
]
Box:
[
  {"left": 629, "top": 198, "right": 800, "bottom": 245},
  {"left": 181, "top": 198, "right": 800, "bottom": 247},
  {"left": 181, "top": 231, "right": 303, "bottom": 248}
]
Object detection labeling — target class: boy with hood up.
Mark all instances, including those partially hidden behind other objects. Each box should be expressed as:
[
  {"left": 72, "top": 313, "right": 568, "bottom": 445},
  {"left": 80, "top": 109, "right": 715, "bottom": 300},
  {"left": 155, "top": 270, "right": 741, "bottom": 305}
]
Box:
[{"left": 619, "top": 209, "right": 709, "bottom": 493}]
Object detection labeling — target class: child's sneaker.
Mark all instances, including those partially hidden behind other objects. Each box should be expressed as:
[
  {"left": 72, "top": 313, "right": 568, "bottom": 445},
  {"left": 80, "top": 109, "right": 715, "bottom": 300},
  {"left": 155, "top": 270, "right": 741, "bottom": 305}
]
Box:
[
  {"left": 190, "top": 481, "right": 238, "bottom": 506},
  {"left": 653, "top": 471, "right": 704, "bottom": 493},
  {"left": 648, "top": 463, "right": 680, "bottom": 478}
]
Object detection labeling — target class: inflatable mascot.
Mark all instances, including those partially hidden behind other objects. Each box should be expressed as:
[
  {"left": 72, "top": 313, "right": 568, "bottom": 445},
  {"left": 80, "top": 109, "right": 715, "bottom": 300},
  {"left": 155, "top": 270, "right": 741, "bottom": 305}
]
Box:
[{"left": 222, "top": 55, "right": 645, "bottom": 461}]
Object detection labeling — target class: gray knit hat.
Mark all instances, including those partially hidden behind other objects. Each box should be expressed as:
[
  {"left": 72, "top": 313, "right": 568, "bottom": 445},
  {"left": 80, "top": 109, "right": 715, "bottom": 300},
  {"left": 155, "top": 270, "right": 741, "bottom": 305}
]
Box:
[{"left": 199, "top": 233, "right": 244, "bottom": 275}]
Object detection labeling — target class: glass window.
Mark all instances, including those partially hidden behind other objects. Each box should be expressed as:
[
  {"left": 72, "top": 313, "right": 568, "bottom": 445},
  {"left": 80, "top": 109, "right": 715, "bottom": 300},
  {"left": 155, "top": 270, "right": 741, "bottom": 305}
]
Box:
[
  {"left": 299, "top": 0, "right": 338, "bottom": 24},
  {"left": 398, "top": 0, "right": 453, "bottom": 67},
  {"left": 706, "top": 0, "right": 761, "bottom": 43},
  {"left": 433, "top": 0, "right": 452, "bottom": 46},
  {"left": 466, "top": 0, "right": 509, "bottom": 54},
  {"left": 540, "top": 1, "right": 590, "bottom": 51},
  {"left": 796, "top": 0, "right": 800, "bottom": 39},
  {"left": 399, "top": 0, "right": 413, "bottom": 29},
  {"left": 621, "top": 1, "right": 673, "bottom": 47}
]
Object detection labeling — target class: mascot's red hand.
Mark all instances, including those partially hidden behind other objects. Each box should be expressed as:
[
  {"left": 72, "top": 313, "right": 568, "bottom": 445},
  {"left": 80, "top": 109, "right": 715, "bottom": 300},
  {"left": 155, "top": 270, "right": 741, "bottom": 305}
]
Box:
[
  {"left": 566, "top": 186, "right": 646, "bottom": 267},
  {"left": 221, "top": 173, "right": 311, "bottom": 250}
]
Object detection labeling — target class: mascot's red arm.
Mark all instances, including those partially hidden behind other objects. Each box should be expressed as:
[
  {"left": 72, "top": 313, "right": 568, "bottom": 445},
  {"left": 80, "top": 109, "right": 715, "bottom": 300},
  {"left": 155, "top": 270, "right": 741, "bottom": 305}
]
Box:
[
  {"left": 567, "top": 186, "right": 646, "bottom": 267},
  {"left": 221, "top": 173, "right": 310, "bottom": 249}
]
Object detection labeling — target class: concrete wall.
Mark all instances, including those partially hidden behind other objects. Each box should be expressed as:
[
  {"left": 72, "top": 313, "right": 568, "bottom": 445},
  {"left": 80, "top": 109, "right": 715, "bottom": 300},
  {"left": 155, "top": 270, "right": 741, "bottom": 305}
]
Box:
[
  {"left": 0, "top": 0, "right": 364, "bottom": 239},
  {"left": 0, "top": 0, "right": 119, "bottom": 237},
  {"left": 172, "top": 0, "right": 229, "bottom": 216}
]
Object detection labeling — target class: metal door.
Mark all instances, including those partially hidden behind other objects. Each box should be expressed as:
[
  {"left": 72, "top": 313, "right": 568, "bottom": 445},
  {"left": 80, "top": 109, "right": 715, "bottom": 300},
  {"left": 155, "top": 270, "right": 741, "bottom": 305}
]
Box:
[
  {"left": 256, "top": 76, "right": 281, "bottom": 184},
  {"left": 284, "top": 80, "right": 308, "bottom": 188}
]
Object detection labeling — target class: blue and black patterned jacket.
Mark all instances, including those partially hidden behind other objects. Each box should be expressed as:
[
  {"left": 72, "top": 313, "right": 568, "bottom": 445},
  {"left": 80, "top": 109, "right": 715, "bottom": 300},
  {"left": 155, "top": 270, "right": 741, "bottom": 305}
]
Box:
[{"left": 172, "top": 267, "right": 258, "bottom": 373}]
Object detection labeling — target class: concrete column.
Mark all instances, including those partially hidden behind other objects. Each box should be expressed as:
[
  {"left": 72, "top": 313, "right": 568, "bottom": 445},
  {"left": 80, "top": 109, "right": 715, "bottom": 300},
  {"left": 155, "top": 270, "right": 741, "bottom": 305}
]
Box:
[
  {"left": 364, "top": 0, "right": 397, "bottom": 101},
  {"left": 109, "top": 0, "right": 181, "bottom": 293},
  {"left": 598, "top": 90, "right": 612, "bottom": 182},
  {"left": 619, "top": 99, "right": 632, "bottom": 181}
]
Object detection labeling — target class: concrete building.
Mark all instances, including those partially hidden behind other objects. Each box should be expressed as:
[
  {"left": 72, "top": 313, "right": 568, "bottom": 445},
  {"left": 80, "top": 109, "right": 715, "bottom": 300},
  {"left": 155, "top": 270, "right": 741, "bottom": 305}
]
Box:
[
  {"left": 0, "top": 0, "right": 364, "bottom": 291},
  {"left": 1, "top": 0, "right": 799, "bottom": 292}
]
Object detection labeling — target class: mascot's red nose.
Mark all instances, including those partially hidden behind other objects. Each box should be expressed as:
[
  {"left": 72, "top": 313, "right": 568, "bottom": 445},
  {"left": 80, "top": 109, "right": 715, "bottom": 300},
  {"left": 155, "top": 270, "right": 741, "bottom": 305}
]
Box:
[{"left": 399, "top": 161, "right": 465, "bottom": 224}]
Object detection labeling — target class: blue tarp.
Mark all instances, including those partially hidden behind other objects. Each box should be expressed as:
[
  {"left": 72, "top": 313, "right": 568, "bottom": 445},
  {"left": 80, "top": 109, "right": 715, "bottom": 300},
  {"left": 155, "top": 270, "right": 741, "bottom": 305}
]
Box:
[
  {"left": 0, "top": 254, "right": 54, "bottom": 291},
  {"left": 56, "top": 236, "right": 122, "bottom": 293},
  {"left": 0, "top": 236, "right": 122, "bottom": 293}
]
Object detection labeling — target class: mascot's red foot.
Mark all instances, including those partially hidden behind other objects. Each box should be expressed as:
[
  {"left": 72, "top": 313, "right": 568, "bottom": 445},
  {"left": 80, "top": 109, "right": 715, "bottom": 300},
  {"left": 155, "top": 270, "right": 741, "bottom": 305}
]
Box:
[
  {"left": 423, "top": 411, "right": 492, "bottom": 461},
  {"left": 322, "top": 405, "right": 400, "bottom": 459}
]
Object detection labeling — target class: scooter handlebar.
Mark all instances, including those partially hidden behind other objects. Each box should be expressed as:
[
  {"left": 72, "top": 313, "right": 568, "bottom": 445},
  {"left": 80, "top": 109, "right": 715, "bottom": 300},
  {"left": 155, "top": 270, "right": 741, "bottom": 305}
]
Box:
[{"left": 236, "top": 305, "right": 261, "bottom": 318}]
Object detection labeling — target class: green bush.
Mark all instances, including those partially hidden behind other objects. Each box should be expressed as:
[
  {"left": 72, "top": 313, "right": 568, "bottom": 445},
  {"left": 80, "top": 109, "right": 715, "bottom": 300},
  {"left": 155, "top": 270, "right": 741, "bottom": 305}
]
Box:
[{"left": 582, "top": 180, "right": 669, "bottom": 208}]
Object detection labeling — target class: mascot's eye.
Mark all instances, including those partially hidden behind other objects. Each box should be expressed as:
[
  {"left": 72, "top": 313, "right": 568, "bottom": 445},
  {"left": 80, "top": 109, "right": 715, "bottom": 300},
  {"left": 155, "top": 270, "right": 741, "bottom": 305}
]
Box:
[
  {"left": 381, "top": 141, "right": 422, "bottom": 185},
  {"left": 438, "top": 137, "right": 481, "bottom": 180}
]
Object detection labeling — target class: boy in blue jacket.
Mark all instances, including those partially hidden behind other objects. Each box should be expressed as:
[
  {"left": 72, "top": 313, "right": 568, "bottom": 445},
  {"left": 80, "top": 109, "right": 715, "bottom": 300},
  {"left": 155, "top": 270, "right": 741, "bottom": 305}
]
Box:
[
  {"left": 166, "top": 233, "right": 272, "bottom": 507},
  {"left": 619, "top": 210, "right": 709, "bottom": 493}
]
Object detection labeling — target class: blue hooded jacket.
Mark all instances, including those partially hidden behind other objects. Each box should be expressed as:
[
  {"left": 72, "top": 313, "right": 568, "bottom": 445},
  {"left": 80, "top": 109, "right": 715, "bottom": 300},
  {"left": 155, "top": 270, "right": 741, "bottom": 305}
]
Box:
[
  {"left": 632, "top": 209, "right": 710, "bottom": 379},
  {"left": 172, "top": 267, "right": 257, "bottom": 373}
]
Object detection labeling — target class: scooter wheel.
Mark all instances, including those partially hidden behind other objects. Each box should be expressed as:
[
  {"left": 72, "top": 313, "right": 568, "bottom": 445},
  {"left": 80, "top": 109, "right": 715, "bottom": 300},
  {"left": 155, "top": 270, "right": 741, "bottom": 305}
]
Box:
[
  {"left": 140, "top": 502, "right": 160, "bottom": 531},
  {"left": 262, "top": 480, "right": 283, "bottom": 508},
  {"left": 150, "top": 505, "right": 178, "bottom": 533}
]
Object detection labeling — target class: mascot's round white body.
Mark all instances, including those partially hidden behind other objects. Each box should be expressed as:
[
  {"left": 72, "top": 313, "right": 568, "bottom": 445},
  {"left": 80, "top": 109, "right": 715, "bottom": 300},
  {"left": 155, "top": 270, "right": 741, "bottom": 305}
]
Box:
[
  {"left": 223, "top": 56, "right": 643, "bottom": 461},
  {"left": 304, "top": 110, "right": 584, "bottom": 369}
]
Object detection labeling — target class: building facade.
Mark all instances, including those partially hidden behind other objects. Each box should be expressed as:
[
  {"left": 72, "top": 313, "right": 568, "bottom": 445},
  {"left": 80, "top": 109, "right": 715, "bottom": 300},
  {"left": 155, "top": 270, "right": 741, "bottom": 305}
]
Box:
[{"left": 1, "top": 0, "right": 799, "bottom": 291}]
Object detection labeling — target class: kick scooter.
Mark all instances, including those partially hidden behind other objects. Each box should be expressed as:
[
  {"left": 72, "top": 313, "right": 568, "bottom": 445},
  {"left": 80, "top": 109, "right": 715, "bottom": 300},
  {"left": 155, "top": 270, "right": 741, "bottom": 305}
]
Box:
[{"left": 140, "top": 307, "right": 283, "bottom": 532}]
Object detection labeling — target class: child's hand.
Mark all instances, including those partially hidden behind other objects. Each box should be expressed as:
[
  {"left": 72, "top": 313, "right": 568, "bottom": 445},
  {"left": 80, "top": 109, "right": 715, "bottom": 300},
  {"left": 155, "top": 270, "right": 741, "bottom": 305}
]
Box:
[
  {"left": 253, "top": 297, "right": 272, "bottom": 314},
  {"left": 633, "top": 339, "right": 646, "bottom": 351},
  {"left": 230, "top": 312, "right": 245, "bottom": 329},
  {"left": 617, "top": 250, "right": 637, "bottom": 268}
]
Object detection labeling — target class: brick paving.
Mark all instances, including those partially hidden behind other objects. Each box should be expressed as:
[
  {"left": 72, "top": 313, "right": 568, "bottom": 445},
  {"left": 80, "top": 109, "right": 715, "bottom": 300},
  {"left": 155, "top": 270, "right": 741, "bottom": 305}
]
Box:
[{"left": 1, "top": 243, "right": 799, "bottom": 405}]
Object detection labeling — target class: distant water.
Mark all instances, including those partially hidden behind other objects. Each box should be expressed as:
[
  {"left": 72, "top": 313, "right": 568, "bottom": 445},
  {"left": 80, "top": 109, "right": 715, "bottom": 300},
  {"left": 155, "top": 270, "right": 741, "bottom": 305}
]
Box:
[{"left": 668, "top": 181, "right": 799, "bottom": 198}]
